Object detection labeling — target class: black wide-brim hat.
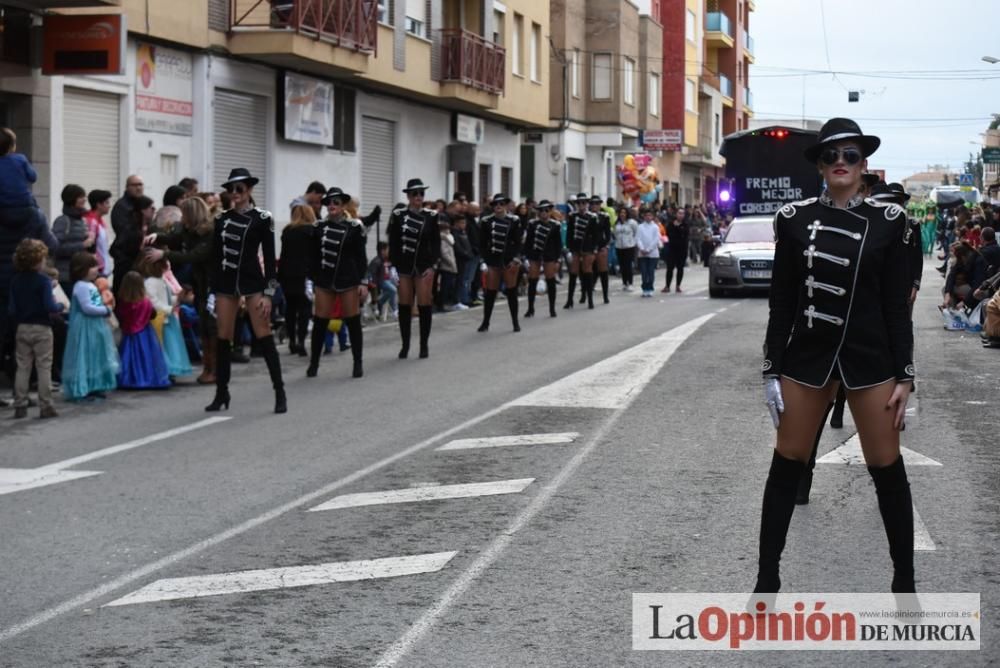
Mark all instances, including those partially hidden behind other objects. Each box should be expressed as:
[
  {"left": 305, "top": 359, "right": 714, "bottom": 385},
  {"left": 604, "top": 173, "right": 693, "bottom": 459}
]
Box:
[
  {"left": 490, "top": 193, "right": 511, "bottom": 206},
  {"left": 536, "top": 199, "right": 555, "bottom": 210},
  {"left": 870, "top": 182, "right": 906, "bottom": 205},
  {"left": 402, "top": 178, "right": 428, "bottom": 194},
  {"left": 888, "top": 182, "right": 912, "bottom": 202},
  {"left": 804, "top": 118, "right": 881, "bottom": 163},
  {"left": 588, "top": 196, "right": 603, "bottom": 205},
  {"left": 321, "top": 187, "right": 351, "bottom": 205},
  {"left": 221, "top": 167, "right": 259, "bottom": 189}
]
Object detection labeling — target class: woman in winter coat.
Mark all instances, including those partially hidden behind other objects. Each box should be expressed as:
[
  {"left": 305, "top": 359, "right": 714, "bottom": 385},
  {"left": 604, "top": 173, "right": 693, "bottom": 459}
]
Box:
[{"left": 52, "top": 184, "right": 95, "bottom": 295}]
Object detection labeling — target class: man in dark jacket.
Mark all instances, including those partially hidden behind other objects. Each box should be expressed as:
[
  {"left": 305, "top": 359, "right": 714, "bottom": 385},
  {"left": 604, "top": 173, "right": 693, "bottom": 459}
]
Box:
[
  {"left": 111, "top": 175, "right": 145, "bottom": 237},
  {"left": 452, "top": 215, "right": 474, "bottom": 308},
  {"left": 979, "top": 227, "right": 1000, "bottom": 276}
]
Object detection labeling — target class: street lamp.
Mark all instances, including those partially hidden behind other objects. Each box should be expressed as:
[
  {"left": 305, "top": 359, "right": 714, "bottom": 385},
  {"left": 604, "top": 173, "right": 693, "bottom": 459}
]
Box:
[{"left": 983, "top": 56, "right": 1000, "bottom": 64}]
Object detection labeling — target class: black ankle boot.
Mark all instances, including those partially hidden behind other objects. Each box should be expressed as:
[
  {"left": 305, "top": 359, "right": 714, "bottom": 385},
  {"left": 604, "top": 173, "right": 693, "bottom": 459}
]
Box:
[
  {"left": 479, "top": 290, "right": 497, "bottom": 332},
  {"left": 259, "top": 335, "right": 286, "bottom": 414},
  {"left": 755, "top": 450, "right": 807, "bottom": 592},
  {"left": 506, "top": 288, "right": 520, "bottom": 332},
  {"left": 205, "top": 339, "right": 232, "bottom": 412},
  {"left": 869, "top": 456, "right": 915, "bottom": 593},
  {"left": 546, "top": 278, "right": 558, "bottom": 317},
  {"left": 418, "top": 305, "right": 432, "bottom": 358},
  {"left": 308, "top": 317, "right": 329, "bottom": 377},
  {"left": 398, "top": 305, "right": 412, "bottom": 358}
]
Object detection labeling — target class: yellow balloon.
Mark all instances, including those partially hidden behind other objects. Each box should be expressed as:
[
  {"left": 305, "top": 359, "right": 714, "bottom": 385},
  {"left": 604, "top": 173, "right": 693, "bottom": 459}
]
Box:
[{"left": 623, "top": 154, "right": 636, "bottom": 172}]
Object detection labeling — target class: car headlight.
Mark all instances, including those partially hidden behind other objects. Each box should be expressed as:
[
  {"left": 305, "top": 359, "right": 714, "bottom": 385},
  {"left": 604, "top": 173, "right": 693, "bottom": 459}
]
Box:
[{"left": 712, "top": 255, "right": 733, "bottom": 266}]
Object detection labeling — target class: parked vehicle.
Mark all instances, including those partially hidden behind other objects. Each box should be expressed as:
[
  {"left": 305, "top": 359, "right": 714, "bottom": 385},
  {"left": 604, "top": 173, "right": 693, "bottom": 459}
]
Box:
[{"left": 708, "top": 216, "right": 775, "bottom": 297}]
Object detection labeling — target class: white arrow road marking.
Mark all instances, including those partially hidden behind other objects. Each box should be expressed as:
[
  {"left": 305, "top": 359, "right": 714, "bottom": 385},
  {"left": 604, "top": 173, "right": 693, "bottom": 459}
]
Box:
[
  {"left": 914, "top": 507, "right": 936, "bottom": 551},
  {"left": 436, "top": 433, "right": 580, "bottom": 451},
  {"left": 0, "top": 417, "right": 232, "bottom": 496},
  {"left": 510, "top": 313, "right": 716, "bottom": 409},
  {"left": 308, "top": 479, "right": 535, "bottom": 512},
  {"left": 816, "top": 434, "right": 942, "bottom": 466},
  {"left": 103, "top": 552, "right": 457, "bottom": 607}
]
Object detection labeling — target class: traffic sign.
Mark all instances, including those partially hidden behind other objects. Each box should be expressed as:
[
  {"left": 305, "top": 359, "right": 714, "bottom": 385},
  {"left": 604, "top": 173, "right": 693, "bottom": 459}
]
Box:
[
  {"left": 958, "top": 173, "right": 974, "bottom": 186},
  {"left": 982, "top": 147, "right": 1000, "bottom": 164}
]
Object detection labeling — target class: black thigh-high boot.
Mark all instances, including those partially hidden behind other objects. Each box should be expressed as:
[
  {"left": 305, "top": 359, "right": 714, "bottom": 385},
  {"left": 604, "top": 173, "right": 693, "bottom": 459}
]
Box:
[
  {"left": 599, "top": 271, "right": 610, "bottom": 303},
  {"left": 506, "top": 287, "right": 520, "bottom": 332},
  {"left": 525, "top": 280, "right": 536, "bottom": 317},
  {"left": 829, "top": 386, "right": 847, "bottom": 428},
  {"left": 418, "top": 305, "right": 432, "bottom": 358},
  {"left": 478, "top": 289, "right": 497, "bottom": 332},
  {"left": 546, "top": 278, "right": 558, "bottom": 317},
  {"left": 797, "top": 401, "right": 835, "bottom": 505},
  {"left": 258, "top": 335, "right": 287, "bottom": 413},
  {"left": 205, "top": 338, "right": 231, "bottom": 411},
  {"left": 564, "top": 274, "right": 576, "bottom": 308},
  {"left": 308, "top": 317, "right": 329, "bottom": 377},
  {"left": 869, "top": 455, "right": 915, "bottom": 593},
  {"left": 754, "top": 450, "right": 807, "bottom": 592},
  {"left": 583, "top": 273, "right": 595, "bottom": 309},
  {"left": 397, "top": 304, "right": 412, "bottom": 358},
  {"left": 345, "top": 314, "right": 363, "bottom": 377}
]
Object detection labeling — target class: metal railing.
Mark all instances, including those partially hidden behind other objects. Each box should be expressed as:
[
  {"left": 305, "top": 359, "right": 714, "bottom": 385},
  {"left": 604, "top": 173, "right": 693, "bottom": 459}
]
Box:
[
  {"left": 706, "top": 11, "right": 733, "bottom": 38},
  {"left": 439, "top": 29, "right": 505, "bottom": 95},
  {"left": 230, "top": 0, "right": 378, "bottom": 53},
  {"left": 720, "top": 73, "right": 733, "bottom": 98}
]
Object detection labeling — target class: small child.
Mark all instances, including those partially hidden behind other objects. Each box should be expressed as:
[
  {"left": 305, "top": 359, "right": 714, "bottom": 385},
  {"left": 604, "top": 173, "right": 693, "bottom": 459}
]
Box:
[
  {"left": 115, "top": 271, "right": 170, "bottom": 389},
  {"left": 8, "top": 239, "right": 64, "bottom": 418},
  {"left": 137, "top": 254, "right": 192, "bottom": 377},
  {"left": 0, "top": 127, "right": 38, "bottom": 211},
  {"left": 62, "top": 252, "right": 119, "bottom": 401}
]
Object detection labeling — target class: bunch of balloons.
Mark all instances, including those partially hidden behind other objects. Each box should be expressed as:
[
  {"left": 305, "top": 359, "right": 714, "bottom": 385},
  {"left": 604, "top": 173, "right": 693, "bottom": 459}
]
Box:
[{"left": 617, "top": 154, "right": 663, "bottom": 205}]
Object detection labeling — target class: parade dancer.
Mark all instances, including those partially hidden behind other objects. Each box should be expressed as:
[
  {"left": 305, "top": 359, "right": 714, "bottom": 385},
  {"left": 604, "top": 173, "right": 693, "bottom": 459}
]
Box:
[
  {"left": 578, "top": 197, "right": 601, "bottom": 309},
  {"left": 563, "top": 193, "right": 588, "bottom": 309},
  {"left": 307, "top": 187, "right": 367, "bottom": 379},
  {"left": 592, "top": 197, "right": 614, "bottom": 304},
  {"left": 387, "top": 179, "right": 439, "bottom": 359},
  {"left": 478, "top": 193, "right": 524, "bottom": 332},
  {"left": 206, "top": 168, "right": 286, "bottom": 414},
  {"left": 757, "top": 118, "right": 917, "bottom": 593},
  {"left": 523, "top": 200, "right": 562, "bottom": 318}
]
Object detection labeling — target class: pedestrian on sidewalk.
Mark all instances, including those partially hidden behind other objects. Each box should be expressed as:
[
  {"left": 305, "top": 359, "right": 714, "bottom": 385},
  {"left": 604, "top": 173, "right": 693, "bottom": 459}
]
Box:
[
  {"left": 115, "top": 271, "right": 170, "bottom": 390},
  {"left": 52, "top": 185, "right": 95, "bottom": 297},
  {"left": 635, "top": 208, "right": 661, "bottom": 297},
  {"left": 62, "top": 252, "right": 119, "bottom": 402},
  {"left": 8, "top": 239, "right": 64, "bottom": 418},
  {"left": 663, "top": 208, "right": 689, "bottom": 293},
  {"left": 614, "top": 206, "right": 638, "bottom": 290}
]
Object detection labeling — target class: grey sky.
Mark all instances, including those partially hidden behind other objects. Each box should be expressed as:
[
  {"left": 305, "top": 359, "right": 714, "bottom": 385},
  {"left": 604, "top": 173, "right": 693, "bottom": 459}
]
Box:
[{"left": 749, "top": 0, "right": 998, "bottom": 182}]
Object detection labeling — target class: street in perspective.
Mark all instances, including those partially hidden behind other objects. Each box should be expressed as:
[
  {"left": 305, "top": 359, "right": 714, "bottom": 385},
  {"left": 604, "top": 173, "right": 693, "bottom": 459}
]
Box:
[{"left": 1, "top": 0, "right": 998, "bottom": 666}]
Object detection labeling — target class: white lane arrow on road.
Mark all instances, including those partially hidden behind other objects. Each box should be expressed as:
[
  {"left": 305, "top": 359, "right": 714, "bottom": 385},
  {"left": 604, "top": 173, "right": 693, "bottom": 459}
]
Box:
[
  {"left": 0, "top": 417, "right": 232, "bottom": 496},
  {"left": 103, "top": 551, "right": 458, "bottom": 607},
  {"left": 308, "top": 478, "right": 535, "bottom": 512},
  {"left": 816, "top": 434, "right": 942, "bottom": 466},
  {"left": 437, "top": 433, "right": 580, "bottom": 451}
]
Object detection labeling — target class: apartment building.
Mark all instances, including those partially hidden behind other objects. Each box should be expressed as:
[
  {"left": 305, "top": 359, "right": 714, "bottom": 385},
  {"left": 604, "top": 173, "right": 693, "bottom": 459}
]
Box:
[
  {"left": 535, "top": 0, "right": 662, "bottom": 203},
  {"left": 0, "top": 0, "right": 549, "bottom": 245}
]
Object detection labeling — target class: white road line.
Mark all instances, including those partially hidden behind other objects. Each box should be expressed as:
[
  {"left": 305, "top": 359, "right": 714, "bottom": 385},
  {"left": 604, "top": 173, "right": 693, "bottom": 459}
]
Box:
[
  {"left": 0, "top": 417, "right": 232, "bottom": 496},
  {"left": 511, "top": 313, "right": 716, "bottom": 409},
  {"left": 436, "top": 433, "right": 580, "bottom": 451},
  {"left": 103, "top": 552, "right": 457, "bottom": 607},
  {"left": 816, "top": 434, "right": 942, "bottom": 466},
  {"left": 914, "top": 506, "right": 936, "bottom": 551},
  {"left": 0, "top": 313, "right": 718, "bottom": 645},
  {"left": 308, "top": 479, "right": 535, "bottom": 512},
  {"left": 373, "top": 312, "right": 720, "bottom": 668}
]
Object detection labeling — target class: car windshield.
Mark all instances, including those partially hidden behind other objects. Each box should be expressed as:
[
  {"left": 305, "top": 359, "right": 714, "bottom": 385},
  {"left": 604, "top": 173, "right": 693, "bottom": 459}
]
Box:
[{"left": 724, "top": 221, "right": 774, "bottom": 243}]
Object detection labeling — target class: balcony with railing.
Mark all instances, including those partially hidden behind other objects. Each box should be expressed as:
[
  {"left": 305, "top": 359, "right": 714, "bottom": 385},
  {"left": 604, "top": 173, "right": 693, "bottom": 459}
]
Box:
[
  {"left": 743, "top": 32, "right": 755, "bottom": 62},
  {"left": 228, "top": 0, "right": 378, "bottom": 74},
  {"left": 720, "top": 73, "right": 734, "bottom": 102},
  {"left": 439, "top": 29, "right": 505, "bottom": 96},
  {"left": 705, "top": 12, "right": 734, "bottom": 47}
]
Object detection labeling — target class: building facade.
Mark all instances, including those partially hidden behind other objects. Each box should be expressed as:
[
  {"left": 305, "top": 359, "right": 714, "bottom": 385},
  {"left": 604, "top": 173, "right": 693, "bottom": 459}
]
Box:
[{"left": 0, "top": 0, "right": 550, "bottom": 252}]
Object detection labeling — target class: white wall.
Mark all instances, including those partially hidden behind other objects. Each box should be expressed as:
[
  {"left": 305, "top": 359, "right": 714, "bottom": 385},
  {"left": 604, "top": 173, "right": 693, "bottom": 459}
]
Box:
[{"left": 532, "top": 127, "right": 588, "bottom": 205}]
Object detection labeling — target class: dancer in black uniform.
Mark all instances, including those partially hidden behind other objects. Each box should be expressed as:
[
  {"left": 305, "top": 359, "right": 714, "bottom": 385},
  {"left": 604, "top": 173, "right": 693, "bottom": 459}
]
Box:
[
  {"left": 206, "top": 168, "right": 286, "bottom": 414},
  {"left": 563, "top": 194, "right": 589, "bottom": 309},
  {"left": 578, "top": 197, "right": 602, "bottom": 309},
  {"left": 756, "top": 118, "right": 916, "bottom": 593},
  {"left": 387, "top": 179, "right": 439, "bottom": 359},
  {"left": 307, "top": 187, "right": 367, "bottom": 379},
  {"left": 591, "top": 196, "right": 613, "bottom": 304},
  {"left": 478, "top": 193, "right": 524, "bottom": 332},
  {"left": 523, "top": 200, "right": 562, "bottom": 318}
]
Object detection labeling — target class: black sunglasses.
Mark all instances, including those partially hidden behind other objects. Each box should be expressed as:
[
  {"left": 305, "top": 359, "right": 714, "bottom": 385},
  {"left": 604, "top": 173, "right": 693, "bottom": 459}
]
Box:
[
  {"left": 820, "top": 147, "right": 863, "bottom": 166},
  {"left": 224, "top": 184, "right": 248, "bottom": 194}
]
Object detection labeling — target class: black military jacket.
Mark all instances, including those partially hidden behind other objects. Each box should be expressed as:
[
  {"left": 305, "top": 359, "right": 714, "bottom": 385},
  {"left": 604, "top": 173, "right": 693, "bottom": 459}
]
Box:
[
  {"left": 211, "top": 207, "right": 278, "bottom": 297},
  {"left": 524, "top": 218, "right": 563, "bottom": 262},
  {"left": 595, "top": 211, "right": 613, "bottom": 249},
  {"left": 312, "top": 216, "right": 368, "bottom": 291},
  {"left": 565, "top": 211, "right": 590, "bottom": 253},
  {"left": 388, "top": 207, "right": 440, "bottom": 275},
  {"left": 479, "top": 213, "right": 524, "bottom": 267},
  {"left": 762, "top": 196, "right": 915, "bottom": 389}
]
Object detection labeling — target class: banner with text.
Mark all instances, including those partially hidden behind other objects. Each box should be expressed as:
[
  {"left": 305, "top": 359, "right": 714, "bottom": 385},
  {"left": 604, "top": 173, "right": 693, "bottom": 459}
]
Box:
[
  {"left": 282, "top": 72, "right": 334, "bottom": 146},
  {"left": 135, "top": 43, "right": 193, "bottom": 136}
]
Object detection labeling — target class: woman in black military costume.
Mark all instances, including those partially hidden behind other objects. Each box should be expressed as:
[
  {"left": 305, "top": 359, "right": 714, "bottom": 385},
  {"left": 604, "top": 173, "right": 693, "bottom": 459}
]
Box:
[
  {"left": 576, "top": 196, "right": 604, "bottom": 309},
  {"left": 307, "top": 187, "right": 367, "bottom": 379},
  {"left": 387, "top": 179, "right": 439, "bottom": 359},
  {"left": 591, "top": 196, "right": 613, "bottom": 305},
  {"left": 205, "top": 168, "right": 286, "bottom": 414},
  {"left": 755, "top": 118, "right": 917, "bottom": 594},
  {"left": 523, "top": 200, "right": 562, "bottom": 318},
  {"left": 563, "top": 194, "right": 589, "bottom": 309},
  {"left": 477, "top": 193, "right": 524, "bottom": 332}
]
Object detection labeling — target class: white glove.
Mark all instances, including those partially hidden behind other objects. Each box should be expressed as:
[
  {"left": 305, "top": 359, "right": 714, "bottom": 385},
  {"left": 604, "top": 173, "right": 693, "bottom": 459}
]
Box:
[{"left": 764, "top": 377, "right": 784, "bottom": 429}]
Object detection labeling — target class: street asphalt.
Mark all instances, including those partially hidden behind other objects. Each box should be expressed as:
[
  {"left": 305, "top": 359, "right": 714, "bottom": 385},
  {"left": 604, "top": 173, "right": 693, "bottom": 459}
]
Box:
[{"left": 0, "top": 263, "right": 996, "bottom": 667}]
